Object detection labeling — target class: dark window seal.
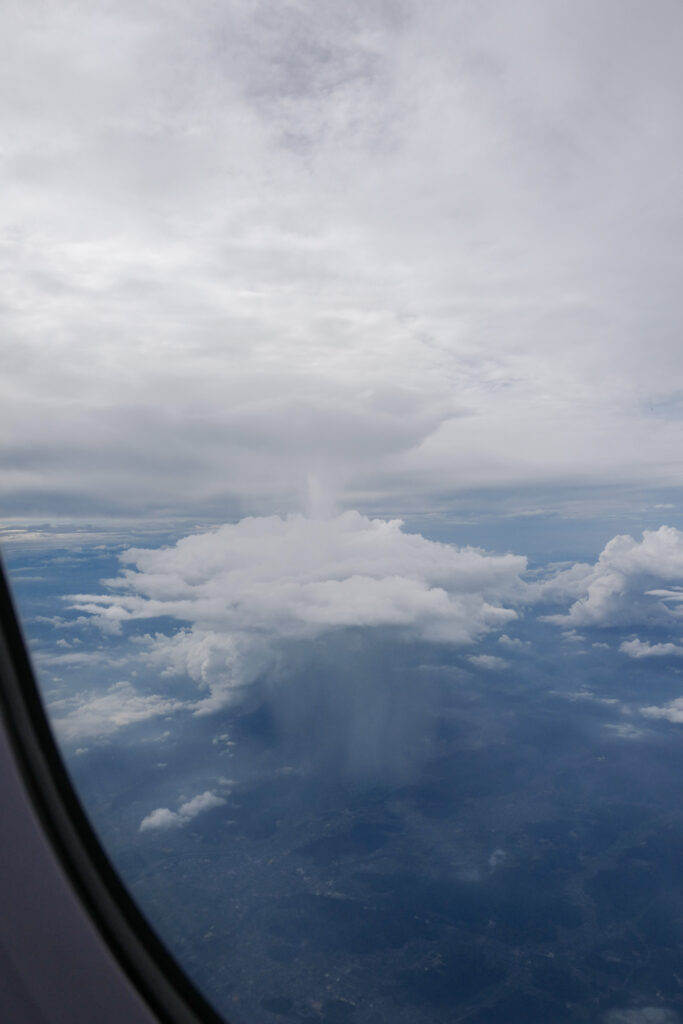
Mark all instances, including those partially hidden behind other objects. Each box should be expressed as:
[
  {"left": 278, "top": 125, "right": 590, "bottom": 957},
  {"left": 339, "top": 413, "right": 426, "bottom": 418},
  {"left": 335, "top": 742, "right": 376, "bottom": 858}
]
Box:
[{"left": 0, "top": 555, "right": 227, "bottom": 1024}]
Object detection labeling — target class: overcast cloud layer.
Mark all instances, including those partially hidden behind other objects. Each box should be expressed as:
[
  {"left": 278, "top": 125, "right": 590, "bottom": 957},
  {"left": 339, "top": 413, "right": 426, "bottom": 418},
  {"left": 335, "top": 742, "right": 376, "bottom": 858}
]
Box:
[{"left": 2, "top": 1, "right": 683, "bottom": 517}]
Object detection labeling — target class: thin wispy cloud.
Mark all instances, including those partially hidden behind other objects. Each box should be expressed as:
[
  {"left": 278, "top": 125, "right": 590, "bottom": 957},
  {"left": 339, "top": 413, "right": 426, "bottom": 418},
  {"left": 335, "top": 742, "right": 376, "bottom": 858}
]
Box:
[{"left": 49, "top": 680, "right": 186, "bottom": 742}]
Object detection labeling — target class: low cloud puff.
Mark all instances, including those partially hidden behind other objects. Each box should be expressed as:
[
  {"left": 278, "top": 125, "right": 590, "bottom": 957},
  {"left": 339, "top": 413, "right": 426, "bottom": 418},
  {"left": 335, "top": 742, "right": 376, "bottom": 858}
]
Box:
[
  {"left": 139, "top": 790, "right": 226, "bottom": 832},
  {"left": 69, "top": 511, "right": 526, "bottom": 713}
]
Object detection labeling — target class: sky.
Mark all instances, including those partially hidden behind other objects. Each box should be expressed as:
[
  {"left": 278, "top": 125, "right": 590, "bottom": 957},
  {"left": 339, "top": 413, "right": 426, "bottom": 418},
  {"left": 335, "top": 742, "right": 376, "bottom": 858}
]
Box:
[{"left": 3, "top": 0, "right": 683, "bottom": 522}]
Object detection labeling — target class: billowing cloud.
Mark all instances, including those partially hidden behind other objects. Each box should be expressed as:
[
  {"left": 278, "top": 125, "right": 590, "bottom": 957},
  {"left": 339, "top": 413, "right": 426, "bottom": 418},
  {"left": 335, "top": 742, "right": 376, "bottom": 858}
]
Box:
[
  {"left": 538, "top": 527, "right": 683, "bottom": 627},
  {"left": 139, "top": 790, "right": 226, "bottom": 832},
  {"left": 49, "top": 680, "right": 185, "bottom": 742},
  {"left": 69, "top": 511, "right": 526, "bottom": 712}
]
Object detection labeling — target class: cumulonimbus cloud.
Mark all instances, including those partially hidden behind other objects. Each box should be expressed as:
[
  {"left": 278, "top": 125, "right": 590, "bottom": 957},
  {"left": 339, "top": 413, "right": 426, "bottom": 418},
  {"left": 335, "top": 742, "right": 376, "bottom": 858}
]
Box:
[
  {"left": 69, "top": 511, "right": 527, "bottom": 713},
  {"left": 63, "top": 518, "right": 683, "bottom": 725}
]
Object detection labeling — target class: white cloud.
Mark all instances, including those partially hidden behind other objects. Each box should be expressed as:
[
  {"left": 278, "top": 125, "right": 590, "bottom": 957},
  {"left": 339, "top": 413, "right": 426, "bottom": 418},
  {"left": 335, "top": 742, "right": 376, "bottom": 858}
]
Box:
[
  {"left": 49, "top": 680, "right": 185, "bottom": 742},
  {"left": 138, "top": 807, "right": 180, "bottom": 832},
  {"left": 539, "top": 527, "right": 683, "bottom": 628},
  {"left": 620, "top": 638, "right": 683, "bottom": 658},
  {"left": 70, "top": 511, "right": 526, "bottom": 712},
  {"left": 640, "top": 697, "right": 683, "bottom": 725},
  {"left": 139, "top": 790, "right": 226, "bottom": 832}
]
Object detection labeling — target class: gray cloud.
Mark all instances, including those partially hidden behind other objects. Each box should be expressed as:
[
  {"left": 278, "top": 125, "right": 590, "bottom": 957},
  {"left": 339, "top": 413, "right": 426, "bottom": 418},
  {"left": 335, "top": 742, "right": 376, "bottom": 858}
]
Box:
[{"left": 3, "top": 2, "right": 683, "bottom": 517}]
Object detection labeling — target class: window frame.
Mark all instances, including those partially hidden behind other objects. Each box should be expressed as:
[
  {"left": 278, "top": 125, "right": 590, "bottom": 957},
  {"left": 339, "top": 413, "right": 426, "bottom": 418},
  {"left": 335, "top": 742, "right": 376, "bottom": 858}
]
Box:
[{"left": 0, "top": 554, "right": 226, "bottom": 1024}]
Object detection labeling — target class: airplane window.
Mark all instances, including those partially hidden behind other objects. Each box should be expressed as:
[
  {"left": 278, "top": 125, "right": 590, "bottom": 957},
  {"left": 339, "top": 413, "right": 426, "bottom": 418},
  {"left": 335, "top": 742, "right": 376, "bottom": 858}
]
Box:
[{"left": 3, "top": 3, "right": 683, "bottom": 1024}]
